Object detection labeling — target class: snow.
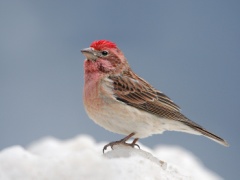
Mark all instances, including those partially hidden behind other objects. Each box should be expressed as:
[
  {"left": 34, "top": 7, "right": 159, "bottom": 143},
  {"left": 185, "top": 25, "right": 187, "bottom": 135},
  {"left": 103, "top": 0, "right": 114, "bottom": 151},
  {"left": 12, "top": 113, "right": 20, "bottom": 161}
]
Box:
[{"left": 0, "top": 135, "right": 222, "bottom": 180}]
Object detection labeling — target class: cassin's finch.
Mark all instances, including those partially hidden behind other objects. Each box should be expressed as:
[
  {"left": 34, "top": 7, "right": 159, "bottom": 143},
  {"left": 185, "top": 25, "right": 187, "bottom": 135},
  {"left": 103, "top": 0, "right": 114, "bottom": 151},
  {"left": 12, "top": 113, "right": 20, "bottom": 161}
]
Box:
[{"left": 81, "top": 40, "right": 228, "bottom": 152}]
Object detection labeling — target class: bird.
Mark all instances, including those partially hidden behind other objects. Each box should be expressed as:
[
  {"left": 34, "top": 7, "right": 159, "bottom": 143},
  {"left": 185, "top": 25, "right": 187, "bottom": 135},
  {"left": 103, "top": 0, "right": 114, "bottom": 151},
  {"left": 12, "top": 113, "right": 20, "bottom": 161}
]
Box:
[{"left": 81, "top": 40, "right": 229, "bottom": 152}]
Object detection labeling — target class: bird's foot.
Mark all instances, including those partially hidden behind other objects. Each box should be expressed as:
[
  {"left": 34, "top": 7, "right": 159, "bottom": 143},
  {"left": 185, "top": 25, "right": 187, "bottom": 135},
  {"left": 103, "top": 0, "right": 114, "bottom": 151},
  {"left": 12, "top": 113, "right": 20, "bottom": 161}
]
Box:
[
  {"left": 103, "top": 140, "right": 140, "bottom": 153},
  {"left": 103, "top": 133, "right": 140, "bottom": 153}
]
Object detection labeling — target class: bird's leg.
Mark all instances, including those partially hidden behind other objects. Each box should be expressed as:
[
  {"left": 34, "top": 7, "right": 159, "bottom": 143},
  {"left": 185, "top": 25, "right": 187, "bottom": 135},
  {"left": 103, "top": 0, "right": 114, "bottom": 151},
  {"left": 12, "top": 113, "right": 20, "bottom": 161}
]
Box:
[
  {"left": 131, "top": 138, "right": 140, "bottom": 149},
  {"left": 103, "top": 133, "right": 140, "bottom": 153}
]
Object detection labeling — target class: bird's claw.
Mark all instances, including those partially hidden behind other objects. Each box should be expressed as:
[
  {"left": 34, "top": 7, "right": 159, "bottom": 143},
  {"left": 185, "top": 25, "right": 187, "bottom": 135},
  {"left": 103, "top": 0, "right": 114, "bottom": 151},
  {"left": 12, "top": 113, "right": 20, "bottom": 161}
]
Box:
[
  {"left": 133, "top": 143, "right": 140, "bottom": 149},
  {"left": 103, "top": 142, "right": 114, "bottom": 153},
  {"left": 102, "top": 141, "right": 141, "bottom": 153}
]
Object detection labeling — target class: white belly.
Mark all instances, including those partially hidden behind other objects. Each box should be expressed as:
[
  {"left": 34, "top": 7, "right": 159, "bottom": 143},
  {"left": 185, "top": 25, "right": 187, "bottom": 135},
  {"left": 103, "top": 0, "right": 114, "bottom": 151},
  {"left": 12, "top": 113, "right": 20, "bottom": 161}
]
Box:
[{"left": 85, "top": 97, "right": 199, "bottom": 138}]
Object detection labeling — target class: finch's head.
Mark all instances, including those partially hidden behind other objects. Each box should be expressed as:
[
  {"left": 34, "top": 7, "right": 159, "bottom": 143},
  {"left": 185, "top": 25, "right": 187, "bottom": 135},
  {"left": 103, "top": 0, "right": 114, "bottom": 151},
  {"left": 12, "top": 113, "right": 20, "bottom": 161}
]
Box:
[{"left": 81, "top": 40, "right": 128, "bottom": 74}]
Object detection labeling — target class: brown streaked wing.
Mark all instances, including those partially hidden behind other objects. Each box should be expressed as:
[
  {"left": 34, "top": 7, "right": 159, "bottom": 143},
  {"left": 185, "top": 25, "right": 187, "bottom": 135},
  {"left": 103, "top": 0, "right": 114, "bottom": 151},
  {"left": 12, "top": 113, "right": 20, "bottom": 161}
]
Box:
[
  {"left": 109, "top": 71, "right": 180, "bottom": 112},
  {"left": 109, "top": 74, "right": 203, "bottom": 126}
]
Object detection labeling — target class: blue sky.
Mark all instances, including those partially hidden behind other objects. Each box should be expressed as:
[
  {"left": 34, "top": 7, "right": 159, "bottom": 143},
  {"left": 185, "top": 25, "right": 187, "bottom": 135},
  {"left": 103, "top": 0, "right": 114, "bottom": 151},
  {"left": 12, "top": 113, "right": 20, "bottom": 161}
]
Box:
[{"left": 0, "top": 1, "right": 239, "bottom": 179}]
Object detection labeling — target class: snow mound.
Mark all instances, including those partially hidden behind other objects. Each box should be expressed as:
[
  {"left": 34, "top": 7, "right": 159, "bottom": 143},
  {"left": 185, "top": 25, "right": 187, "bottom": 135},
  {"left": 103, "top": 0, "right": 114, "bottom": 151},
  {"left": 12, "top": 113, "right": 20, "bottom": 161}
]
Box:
[{"left": 0, "top": 135, "right": 222, "bottom": 180}]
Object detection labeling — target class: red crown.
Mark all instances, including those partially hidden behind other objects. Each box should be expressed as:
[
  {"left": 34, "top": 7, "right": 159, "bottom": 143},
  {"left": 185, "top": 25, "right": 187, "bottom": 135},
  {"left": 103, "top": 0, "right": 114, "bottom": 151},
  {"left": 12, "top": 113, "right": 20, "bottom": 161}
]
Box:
[{"left": 90, "top": 40, "right": 117, "bottom": 50}]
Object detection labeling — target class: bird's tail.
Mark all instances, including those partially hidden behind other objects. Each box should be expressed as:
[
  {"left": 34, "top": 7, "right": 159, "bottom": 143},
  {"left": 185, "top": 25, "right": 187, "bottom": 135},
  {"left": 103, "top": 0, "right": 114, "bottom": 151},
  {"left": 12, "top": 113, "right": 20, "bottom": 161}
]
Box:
[{"left": 185, "top": 122, "right": 229, "bottom": 147}]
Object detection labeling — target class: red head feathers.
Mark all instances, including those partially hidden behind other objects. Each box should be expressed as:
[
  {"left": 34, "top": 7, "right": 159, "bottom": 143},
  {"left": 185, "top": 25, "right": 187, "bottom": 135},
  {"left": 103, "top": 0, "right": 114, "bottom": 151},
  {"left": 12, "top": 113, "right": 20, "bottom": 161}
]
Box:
[{"left": 90, "top": 40, "right": 117, "bottom": 50}]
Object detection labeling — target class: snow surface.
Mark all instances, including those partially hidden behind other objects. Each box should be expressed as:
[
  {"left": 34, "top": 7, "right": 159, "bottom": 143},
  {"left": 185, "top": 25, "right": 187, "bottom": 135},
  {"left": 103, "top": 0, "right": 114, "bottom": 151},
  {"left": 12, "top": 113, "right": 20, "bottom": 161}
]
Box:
[{"left": 0, "top": 135, "right": 222, "bottom": 180}]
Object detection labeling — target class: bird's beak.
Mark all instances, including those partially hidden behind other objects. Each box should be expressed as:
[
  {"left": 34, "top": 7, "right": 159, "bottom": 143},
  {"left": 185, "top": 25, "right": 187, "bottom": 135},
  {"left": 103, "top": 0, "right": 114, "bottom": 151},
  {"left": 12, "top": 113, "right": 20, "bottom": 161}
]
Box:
[{"left": 81, "top": 47, "right": 97, "bottom": 61}]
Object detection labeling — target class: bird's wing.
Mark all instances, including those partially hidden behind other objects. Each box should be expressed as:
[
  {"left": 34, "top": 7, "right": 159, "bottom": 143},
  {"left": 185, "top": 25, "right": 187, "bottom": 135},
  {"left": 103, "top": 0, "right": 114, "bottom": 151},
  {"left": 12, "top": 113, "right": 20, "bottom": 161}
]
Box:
[{"left": 108, "top": 71, "right": 183, "bottom": 118}]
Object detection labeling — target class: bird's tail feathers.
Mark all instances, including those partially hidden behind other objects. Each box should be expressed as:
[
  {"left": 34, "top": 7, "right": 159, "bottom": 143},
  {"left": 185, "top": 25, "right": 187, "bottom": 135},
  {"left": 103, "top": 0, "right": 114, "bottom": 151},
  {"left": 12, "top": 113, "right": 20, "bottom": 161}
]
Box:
[{"left": 185, "top": 122, "right": 229, "bottom": 147}]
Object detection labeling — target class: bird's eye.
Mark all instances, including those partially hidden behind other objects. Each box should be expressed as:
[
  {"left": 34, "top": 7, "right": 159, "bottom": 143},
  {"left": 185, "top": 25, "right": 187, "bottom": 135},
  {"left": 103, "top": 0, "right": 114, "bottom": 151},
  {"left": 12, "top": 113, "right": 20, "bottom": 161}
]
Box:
[{"left": 101, "top": 51, "right": 108, "bottom": 56}]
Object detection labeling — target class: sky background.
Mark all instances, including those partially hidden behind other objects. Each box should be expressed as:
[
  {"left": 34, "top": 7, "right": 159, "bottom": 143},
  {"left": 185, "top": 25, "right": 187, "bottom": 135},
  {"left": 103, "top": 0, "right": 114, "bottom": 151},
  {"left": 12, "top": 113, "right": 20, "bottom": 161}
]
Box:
[{"left": 0, "top": 1, "right": 239, "bottom": 179}]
